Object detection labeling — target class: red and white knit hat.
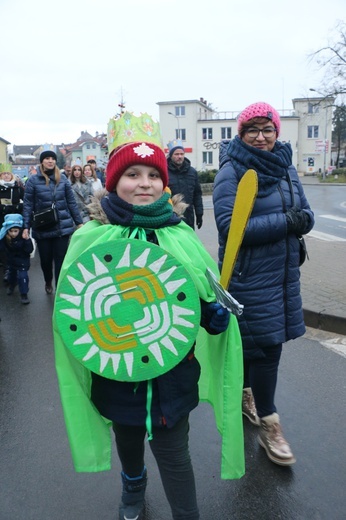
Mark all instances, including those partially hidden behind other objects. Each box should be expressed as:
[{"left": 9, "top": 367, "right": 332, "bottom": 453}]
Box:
[
  {"left": 105, "top": 142, "right": 169, "bottom": 193},
  {"left": 237, "top": 102, "right": 281, "bottom": 137}
]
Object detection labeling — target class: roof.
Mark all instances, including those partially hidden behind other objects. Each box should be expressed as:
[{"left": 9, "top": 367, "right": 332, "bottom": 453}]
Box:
[
  {"left": 13, "top": 145, "right": 40, "bottom": 155},
  {"left": 157, "top": 98, "right": 214, "bottom": 111},
  {"left": 0, "top": 137, "right": 11, "bottom": 145}
]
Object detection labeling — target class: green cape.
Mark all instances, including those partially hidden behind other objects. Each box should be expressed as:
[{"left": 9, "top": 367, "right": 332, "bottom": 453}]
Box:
[{"left": 53, "top": 220, "right": 245, "bottom": 479}]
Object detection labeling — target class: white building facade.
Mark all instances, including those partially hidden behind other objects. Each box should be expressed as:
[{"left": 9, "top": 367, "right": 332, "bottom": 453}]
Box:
[{"left": 157, "top": 97, "right": 334, "bottom": 175}]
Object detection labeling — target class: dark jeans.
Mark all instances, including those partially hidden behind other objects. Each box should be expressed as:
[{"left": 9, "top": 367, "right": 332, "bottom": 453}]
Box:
[
  {"left": 113, "top": 416, "right": 199, "bottom": 520},
  {"left": 8, "top": 267, "right": 29, "bottom": 295},
  {"left": 243, "top": 343, "right": 282, "bottom": 418},
  {"left": 36, "top": 235, "right": 70, "bottom": 286}
]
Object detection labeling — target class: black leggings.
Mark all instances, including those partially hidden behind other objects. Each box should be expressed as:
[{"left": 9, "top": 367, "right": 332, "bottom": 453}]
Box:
[
  {"left": 243, "top": 343, "right": 282, "bottom": 418},
  {"left": 113, "top": 416, "right": 199, "bottom": 520}
]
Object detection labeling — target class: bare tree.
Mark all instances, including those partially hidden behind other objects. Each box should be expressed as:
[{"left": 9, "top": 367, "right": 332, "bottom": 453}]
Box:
[
  {"left": 309, "top": 20, "right": 346, "bottom": 99},
  {"left": 332, "top": 104, "right": 346, "bottom": 167}
]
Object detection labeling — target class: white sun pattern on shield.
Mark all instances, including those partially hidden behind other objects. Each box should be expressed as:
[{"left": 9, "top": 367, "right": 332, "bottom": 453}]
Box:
[{"left": 58, "top": 243, "right": 197, "bottom": 379}]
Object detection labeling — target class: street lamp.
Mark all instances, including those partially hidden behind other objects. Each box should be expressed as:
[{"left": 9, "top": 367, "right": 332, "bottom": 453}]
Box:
[
  {"left": 309, "top": 88, "right": 328, "bottom": 180},
  {"left": 168, "top": 111, "right": 180, "bottom": 139}
]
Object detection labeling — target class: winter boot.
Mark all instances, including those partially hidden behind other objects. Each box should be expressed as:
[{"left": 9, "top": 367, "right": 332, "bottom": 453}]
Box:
[
  {"left": 119, "top": 467, "right": 147, "bottom": 520},
  {"left": 242, "top": 387, "right": 259, "bottom": 425},
  {"left": 21, "top": 294, "right": 30, "bottom": 305},
  {"left": 258, "top": 413, "right": 296, "bottom": 466},
  {"left": 3, "top": 268, "right": 10, "bottom": 286},
  {"left": 45, "top": 283, "right": 53, "bottom": 294},
  {"left": 7, "top": 285, "right": 15, "bottom": 295}
]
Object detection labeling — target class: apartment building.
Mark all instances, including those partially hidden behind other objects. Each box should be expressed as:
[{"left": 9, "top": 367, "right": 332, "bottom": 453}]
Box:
[{"left": 157, "top": 96, "right": 334, "bottom": 174}]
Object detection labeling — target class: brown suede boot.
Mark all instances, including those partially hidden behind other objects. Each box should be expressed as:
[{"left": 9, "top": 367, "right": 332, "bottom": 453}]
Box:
[{"left": 258, "top": 413, "right": 296, "bottom": 466}]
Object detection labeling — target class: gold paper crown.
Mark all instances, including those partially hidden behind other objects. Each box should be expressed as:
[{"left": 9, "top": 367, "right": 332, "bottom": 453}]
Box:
[{"left": 107, "top": 111, "right": 163, "bottom": 157}]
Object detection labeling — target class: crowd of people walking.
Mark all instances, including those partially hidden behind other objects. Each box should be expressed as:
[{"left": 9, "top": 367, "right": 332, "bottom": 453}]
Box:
[{"left": 1, "top": 102, "right": 314, "bottom": 520}]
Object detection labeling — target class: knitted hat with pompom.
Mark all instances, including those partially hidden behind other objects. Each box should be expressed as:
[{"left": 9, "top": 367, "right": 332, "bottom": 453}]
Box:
[
  {"left": 106, "top": 142, "right": 168, "bottom": 193},
  {"left": 237, "top": 102, "right": 281, "bottom": 137}
]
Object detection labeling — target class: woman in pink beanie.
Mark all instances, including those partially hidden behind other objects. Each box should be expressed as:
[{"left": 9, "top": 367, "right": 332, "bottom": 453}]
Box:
[{"left": 213, "top": 101, "right": 315, "bottom": 466}]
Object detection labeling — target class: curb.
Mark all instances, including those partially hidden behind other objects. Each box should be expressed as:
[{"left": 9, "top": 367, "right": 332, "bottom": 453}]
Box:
[{"left": 303, "top": 309, "right": 346, "bottom": 336}]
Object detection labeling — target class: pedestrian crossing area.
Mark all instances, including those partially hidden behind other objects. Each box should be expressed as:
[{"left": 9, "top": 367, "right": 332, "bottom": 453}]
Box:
[{"left": 309, "top": 214, "right": 346, "bottom": 242}]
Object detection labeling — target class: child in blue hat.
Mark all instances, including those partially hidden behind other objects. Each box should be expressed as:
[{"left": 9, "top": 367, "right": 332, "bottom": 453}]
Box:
[{"left": 0, "top": 214, "right": 34, "bottom": 304}]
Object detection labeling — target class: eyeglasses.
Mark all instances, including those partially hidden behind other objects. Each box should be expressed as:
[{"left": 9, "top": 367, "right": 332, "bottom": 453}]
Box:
[{"left": 245, "top": 127, "right": 277, "bottom": 138}]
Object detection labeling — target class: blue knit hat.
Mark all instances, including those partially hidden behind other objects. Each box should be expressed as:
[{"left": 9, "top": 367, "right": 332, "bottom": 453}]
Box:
[
  {"left": 167, "top": 139, "right": 184, "bottom": 157},
  {"left": 0, "top": 213, "right": 23, "bottom": 240}
]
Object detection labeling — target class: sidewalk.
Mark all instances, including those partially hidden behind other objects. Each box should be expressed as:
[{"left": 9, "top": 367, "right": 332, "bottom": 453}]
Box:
[{"left": 300, "top": 176, "right": 346, "bottom": 335}]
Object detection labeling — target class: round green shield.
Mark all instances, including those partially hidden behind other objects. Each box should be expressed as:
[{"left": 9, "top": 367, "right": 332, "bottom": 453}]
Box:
[{"left": 55, "top": 239, "right": 201, "bottom": 382}]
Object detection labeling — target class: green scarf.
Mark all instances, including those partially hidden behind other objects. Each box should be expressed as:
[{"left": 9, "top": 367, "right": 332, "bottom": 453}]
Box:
[
  {"left": 53, "top": 220, "right": 245, "bottom": 479},
  {"left": 100, "top": 191, "right": 180, "bottom": 228}
]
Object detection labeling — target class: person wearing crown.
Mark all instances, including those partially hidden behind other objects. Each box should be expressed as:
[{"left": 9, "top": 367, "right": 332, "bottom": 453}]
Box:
[{"left": 53, "top": 112, "right": 244, "bottom": 520}]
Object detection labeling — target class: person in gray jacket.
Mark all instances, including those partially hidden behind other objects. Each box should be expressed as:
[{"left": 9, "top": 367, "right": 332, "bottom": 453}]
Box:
[
  {"left": 167, "top": 140, "right": 203, "bottom": 229},
  {"left": 213, "top": 102, "right": 314, "bottom": 466},
  {"left": 22, "top": 151, "right": 83, "bottom": 294}
]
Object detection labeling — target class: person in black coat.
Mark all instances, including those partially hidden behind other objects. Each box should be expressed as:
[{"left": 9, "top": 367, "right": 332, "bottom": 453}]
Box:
[
  {"left": 22, "top": 151, "right": 83, "bottom": 294},
  {"left": 0, "top": 214, "right": 33, "bottom": 304},
  {"left": 0, "top": 170, "right": 25, "bottom": 282},
  {"left": 167, "top": 140, "right": 203, "bottom": 229}
]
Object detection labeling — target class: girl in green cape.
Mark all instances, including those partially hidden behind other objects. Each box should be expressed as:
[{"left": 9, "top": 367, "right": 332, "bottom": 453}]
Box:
[{"left": 54, "top": 134, "right": 244, "bottom": 520}]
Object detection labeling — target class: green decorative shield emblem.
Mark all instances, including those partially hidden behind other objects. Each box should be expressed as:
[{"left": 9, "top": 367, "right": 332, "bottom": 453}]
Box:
[{"left": 55, "top": 239, "right": 200, "bottom": 382}]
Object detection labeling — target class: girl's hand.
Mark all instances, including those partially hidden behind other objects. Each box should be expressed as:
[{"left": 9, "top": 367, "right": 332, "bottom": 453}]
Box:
[{"left": 22, "top": 229, "right": 30, "bottom": 240}]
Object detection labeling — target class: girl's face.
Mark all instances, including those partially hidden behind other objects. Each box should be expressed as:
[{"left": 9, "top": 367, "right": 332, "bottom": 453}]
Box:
[
  {"left": 7, "top": 228, "right": 20, "bottom": 239},
  {"left": 73, "top": 167, "right": 82, "bottom": 179},
  {"left": 84, "top": 166, "right": 92, "bottom": 177},
  {"left": 116, "top": 165, "right": 163, "bottom": 205},
  {"left": 42, "top": 157, "right": 56, "bottom": 170},
  {"left": 1, "top": 172, "right": 13, "bottom": 181}
]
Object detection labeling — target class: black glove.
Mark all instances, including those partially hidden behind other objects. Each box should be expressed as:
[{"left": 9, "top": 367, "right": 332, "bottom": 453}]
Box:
[
  {"left": 206, "top": 302, "right": 230, "bottom": 333},
  {"left": 196, "top": 215, "right": 203, "bottom": 229},
  {"left": 286, "top": 207, "right": 310, "bottom": 235}
]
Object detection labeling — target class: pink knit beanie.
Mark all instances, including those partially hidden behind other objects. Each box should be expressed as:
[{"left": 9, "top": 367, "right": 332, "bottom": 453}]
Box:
[
  {"left": 106, "top": 142, "right": 169, "bottom": 193},
  {"left": 237, "top": 102, "right": 281, "bottom": 137}
]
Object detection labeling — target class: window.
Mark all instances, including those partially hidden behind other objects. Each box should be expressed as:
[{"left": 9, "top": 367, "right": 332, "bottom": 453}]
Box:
[
  {"left": 175, "top": 129, "right": 186, "bottom": 140},
  {"left": 175, "top": 106, "right": 185, "bottom": 116},
  {"left": 86, "top": 144, "right": 90, "bottom": 149},
  {"left": 308, "top": 103, "right": 319, "bottom": 114},
  {"left": 221, "top": 127, "right": 232, "bottom": 139},
  {"left": 202, "top": 151, "right": 213, "bottom": 165},
  {"left": 92, "top": 144, "right": 96, "bottom": 149},
  {"left": 202, "top": 128, "right": 213, "bottom": 140},
  {"left": 307, "top": 125, "right": 319, "bottom": 138}
]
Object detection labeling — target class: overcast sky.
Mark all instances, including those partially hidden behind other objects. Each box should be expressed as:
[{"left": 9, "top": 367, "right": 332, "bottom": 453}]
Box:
[{"left": 0, "top": 0, "right": 344, "bottom": 147}]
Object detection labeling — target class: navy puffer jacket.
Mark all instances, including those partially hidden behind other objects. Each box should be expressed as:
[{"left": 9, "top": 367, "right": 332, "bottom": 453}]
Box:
[
  {"left": 214, "top": 140, "right": 314, "bottom": 358},
  {"left": 0, "top": 232, "right": 33, "bottom": 271},
  {"left": 23, "top": 169, "right": 83, "bottom": 240}
]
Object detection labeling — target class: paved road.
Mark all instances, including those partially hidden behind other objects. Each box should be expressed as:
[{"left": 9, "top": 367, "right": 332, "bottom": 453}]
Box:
[{"left": 1, "top": 250, "right": 346, "bottom": 519}]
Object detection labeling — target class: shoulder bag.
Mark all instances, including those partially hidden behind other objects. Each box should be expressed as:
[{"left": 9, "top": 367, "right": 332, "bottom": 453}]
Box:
[{"left": 32, "top": 184, "right": 58, "bottom": 229}]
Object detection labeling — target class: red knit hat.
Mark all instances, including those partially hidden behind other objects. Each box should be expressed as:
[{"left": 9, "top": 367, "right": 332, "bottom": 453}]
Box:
[
  {"left": 237, "top": 102, "right": 281, "bottom": 137},
  {"left": 106, "top": 142, "right": 169, "bottom": 193}
]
